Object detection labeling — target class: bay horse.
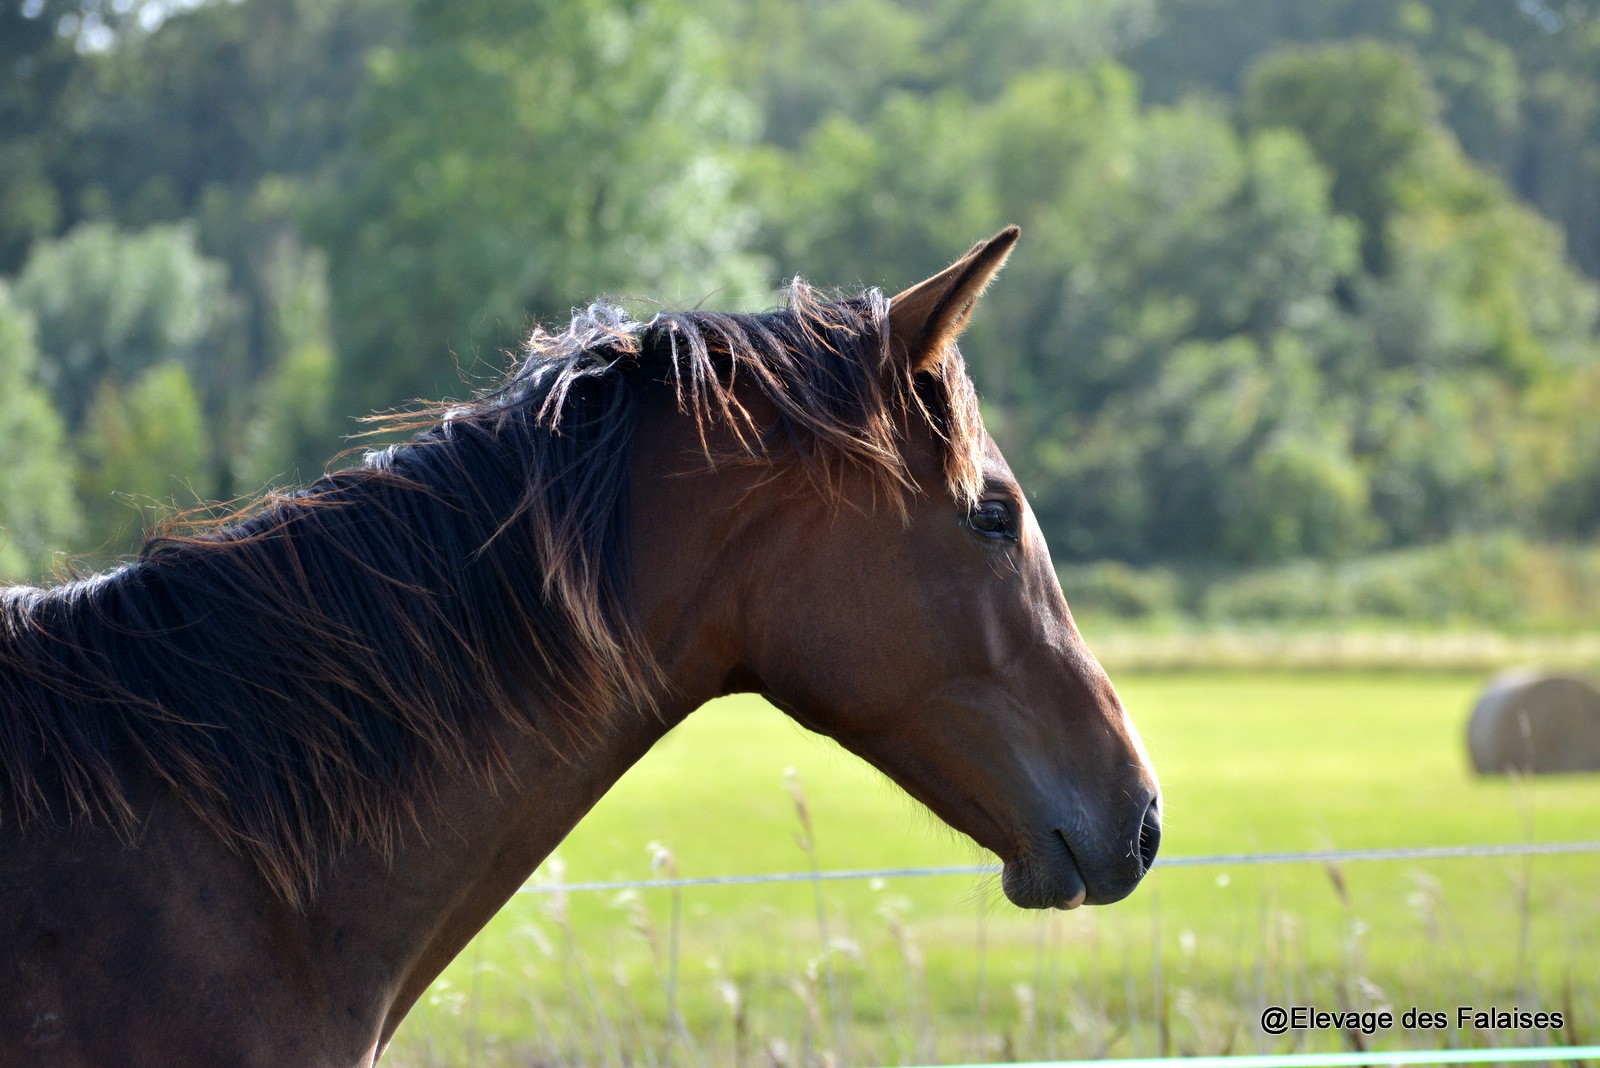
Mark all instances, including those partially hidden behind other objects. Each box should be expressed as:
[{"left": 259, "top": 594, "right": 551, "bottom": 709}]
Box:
[{"left": 0, "top": 228, "right": 1160, "bottom": 1066}]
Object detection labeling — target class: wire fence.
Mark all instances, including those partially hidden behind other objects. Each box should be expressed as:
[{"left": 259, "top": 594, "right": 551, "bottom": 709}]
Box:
[
  {"left": 508, "top": 839, "right": 1600, "bottom": 1068},
  {"left": 515, "top": 839, "right": 1600, "bottom": 896}
]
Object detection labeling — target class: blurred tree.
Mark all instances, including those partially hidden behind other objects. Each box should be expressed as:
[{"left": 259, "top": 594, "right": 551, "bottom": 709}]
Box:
[
  {"left": 1122, "top": 0, "right": 1600, "bottom": 277},
  {"left": 1243, "top": 41, "right": 1439, "bottom": 272},
  {"left": 1009, "top": 104, "right": 1359, "bottom": 412},
  {"left": 11, "top": 221, "right": 242, "bottom": 432},
  {"left": 926, "top": 0, "right": 1158, "bottom": 99},
  {"left": 720, "top": 0, "right": 929, "bottom": 149},
  {"left": 1359, "top": 375, "right": 1558, "bottom": 544},
  {"left": 231, "top": 237, "right": 339, "bottom": 492},
  {"left": 991, "top": 93, "right": 1368, "bottom": 561},
  {"left": 752, "top": 88, "right": 1003, "bottom": 290},
  {"left": 722, "top": 0, "right": 1155, "bottom": 147},
  {"left": 1122, "top": 0, "right": 1447, "bottom": 103},
  {"left": 311, "top": 0, "right": 769, "bottom": 415},
  {"left": 0, "top": 0, "right": 80, "bottom": 272},
  {"left": 1515, "top": 31, "right": 1600, "bottom": 277},
  {"left": 0, "top": 285, "right": 81, "bottom": 580},
  {"left": 48, "top": 0, "right": 404, "bottom": 435},
  {"left": 1039, "top": 334, "right": 1372, "bottom": 563},
  {"left": 56, "top": 0, "right": 401, "bottom": 220},
  {"left": 1222, "top": 433, "right": 1375, "bottom": 564},
  {"left": 1538, "top": 366, "right": 1600, "bottom": 539},
  {"left": 1361, "top": 164, "right": 1599, "bottom": 383},
  {"left": 1236, "top": 38, "right": 1600, "bottom": 555},
  {"left": 75, "top": 362, "right": 208, "bottom": 556}
]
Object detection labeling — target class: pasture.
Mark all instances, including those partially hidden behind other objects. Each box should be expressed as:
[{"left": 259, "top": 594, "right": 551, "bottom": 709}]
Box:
[{"left": 388, "top": 671, "right": 1600, "bottom": 1066}]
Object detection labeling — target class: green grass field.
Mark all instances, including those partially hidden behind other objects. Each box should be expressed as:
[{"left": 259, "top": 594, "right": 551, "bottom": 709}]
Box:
[{"left": 388, "top": 673, "right": 1600, "bottom": 1066}]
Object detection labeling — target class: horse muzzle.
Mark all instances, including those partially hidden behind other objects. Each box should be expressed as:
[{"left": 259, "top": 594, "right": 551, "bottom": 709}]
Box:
[{"left": 1001, "top": 793, "right": 1162, "bottom": 910}]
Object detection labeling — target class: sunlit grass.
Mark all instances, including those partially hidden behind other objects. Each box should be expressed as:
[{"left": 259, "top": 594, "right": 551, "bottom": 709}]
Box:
[{"left": 388, "top": 673, "right": 1600, "bottom": 1066}]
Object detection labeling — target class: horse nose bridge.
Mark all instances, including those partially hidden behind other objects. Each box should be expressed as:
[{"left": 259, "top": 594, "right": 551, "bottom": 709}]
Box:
[
  {"left": 1016, "top": 640, "right": 1161, "bottom": 824},
  {"left": 1027, "top": 640, "right": 1142, "bottom": 748}
]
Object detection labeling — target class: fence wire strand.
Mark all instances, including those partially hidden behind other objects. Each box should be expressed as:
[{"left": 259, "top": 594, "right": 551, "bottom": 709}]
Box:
[{"left": 515, "top": 839, "right": 1600, "bottom": 896}]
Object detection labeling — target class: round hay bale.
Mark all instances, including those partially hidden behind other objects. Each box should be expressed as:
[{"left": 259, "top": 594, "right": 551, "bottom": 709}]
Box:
[{"left": 1468, "top": 671, "right": 1600, "bottom": 775}]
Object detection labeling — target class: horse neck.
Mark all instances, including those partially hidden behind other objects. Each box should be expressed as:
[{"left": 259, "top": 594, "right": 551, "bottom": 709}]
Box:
[
  {"left": 313, "top": 401, "right": 753, "bottom": 1051},
  {"left": 327, "top": 703, "right": 690, "bottom": 1052}
]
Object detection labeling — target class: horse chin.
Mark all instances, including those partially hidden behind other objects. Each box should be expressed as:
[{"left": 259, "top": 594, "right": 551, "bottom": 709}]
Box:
[{"left": 1000, "top": 851, "right": 1088, "bottom": 911}]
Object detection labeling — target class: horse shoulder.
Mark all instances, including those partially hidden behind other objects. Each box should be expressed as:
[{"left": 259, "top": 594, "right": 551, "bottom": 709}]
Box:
[{"left": 0, "top": 799, "right": 376, "bottom": 1067}]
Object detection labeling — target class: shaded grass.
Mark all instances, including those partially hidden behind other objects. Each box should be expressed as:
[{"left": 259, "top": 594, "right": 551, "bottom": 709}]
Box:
[{"left": 387, "top": 673, "right": 1600, "bottom": 1065}]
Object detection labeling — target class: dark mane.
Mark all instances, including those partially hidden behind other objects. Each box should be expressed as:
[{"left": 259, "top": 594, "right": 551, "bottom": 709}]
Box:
[{"left": 0, "top": 282, "right": 985, "bottom": 905}]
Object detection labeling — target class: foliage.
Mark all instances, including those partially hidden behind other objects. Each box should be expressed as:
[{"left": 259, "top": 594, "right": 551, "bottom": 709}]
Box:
[
  {"left": 49, "top": 0, "right": 404, "bottom": 441},
  {"left": 310, "top": 0, "right": 770, "bottom": 414},
  {"left": 51, "top": 0, "right": 402, "bottom": 224},
  {"left": 75, "top": 361, "right": 209, "bottom": 554},
  {"left": 230, "top": 240, "right": 340, "bottom": 492},
  {"left": 719, "top": 0, "right": 1155, "bottom": 147},
  {"left": 1243, "top": 41, "right": 1440, "bottom": 271},
  {"left": 0, "top": 2, "right": 74, "bottom": 273},
  {"left": 1123, "top": 0, "right": 1600, "bottom": 278},
  {"left": 1060, "top": 534, "right": 1600, "bottom": 633},
  {"left": 11, "top": 221, "right": 239, "bottom": 428},
  {"left": 1203, "top": 534, "right": 1600, "bottom": 630},
  {"left": 1055, "top": 560, "right": 1182, "bottom": 621},
  {"left": 0, "top": 286, "right": 81, "bottom": 581}
]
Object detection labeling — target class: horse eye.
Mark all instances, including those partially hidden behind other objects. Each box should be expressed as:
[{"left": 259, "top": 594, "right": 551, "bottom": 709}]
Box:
[{"left": 967, "top": 501, "right": 1018, "bottom": 541}]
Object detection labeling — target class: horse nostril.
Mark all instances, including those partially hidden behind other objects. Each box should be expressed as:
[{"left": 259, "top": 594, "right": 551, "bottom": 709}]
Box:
[{"left": 1137, "top": 797, "right": 1162, "bottom": 873}]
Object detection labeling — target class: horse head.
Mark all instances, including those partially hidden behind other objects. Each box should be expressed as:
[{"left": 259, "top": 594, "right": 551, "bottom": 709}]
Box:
[{"left": 638, "top": 229, "right": 1161, "bottom": 909}]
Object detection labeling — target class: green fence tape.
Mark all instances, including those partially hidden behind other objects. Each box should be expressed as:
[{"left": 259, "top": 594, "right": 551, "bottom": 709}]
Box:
[{"left": 916, "top": 1045, "right": 1600, "bottom": 1068}]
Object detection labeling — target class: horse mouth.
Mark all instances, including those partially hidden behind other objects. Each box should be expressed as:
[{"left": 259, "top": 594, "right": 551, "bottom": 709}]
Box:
[
  {"left": 999, "top": 830, "right": 1089, "bottom": 910},
  {"left": 1000, "top": 799, "right": 1161, "bottom": 910}
]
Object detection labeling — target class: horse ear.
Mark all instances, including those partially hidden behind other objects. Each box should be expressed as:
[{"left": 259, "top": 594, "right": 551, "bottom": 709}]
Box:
[{"left": 888, "top": 225, "right": 1019, "bottom": 374}]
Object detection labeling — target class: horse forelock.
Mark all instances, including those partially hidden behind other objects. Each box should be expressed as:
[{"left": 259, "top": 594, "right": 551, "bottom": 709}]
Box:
[{"left": 0, "top": 282, "right": 986, "bottom": 907}]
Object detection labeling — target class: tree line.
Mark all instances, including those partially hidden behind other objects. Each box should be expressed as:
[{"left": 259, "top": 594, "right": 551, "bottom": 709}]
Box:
[{"left": 2, "top": 0, "right": 1597, "bottom": 582}]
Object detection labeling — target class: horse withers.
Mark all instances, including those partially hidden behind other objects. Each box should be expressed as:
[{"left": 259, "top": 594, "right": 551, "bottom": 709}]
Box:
[{"left": 0, "top": 228, "right": 1159, "bottom": 1065}]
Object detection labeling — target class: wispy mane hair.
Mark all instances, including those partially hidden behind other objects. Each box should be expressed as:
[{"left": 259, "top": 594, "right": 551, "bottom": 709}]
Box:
[{"left": 0, "top": 281, "right": 985, "bottom": 905}]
